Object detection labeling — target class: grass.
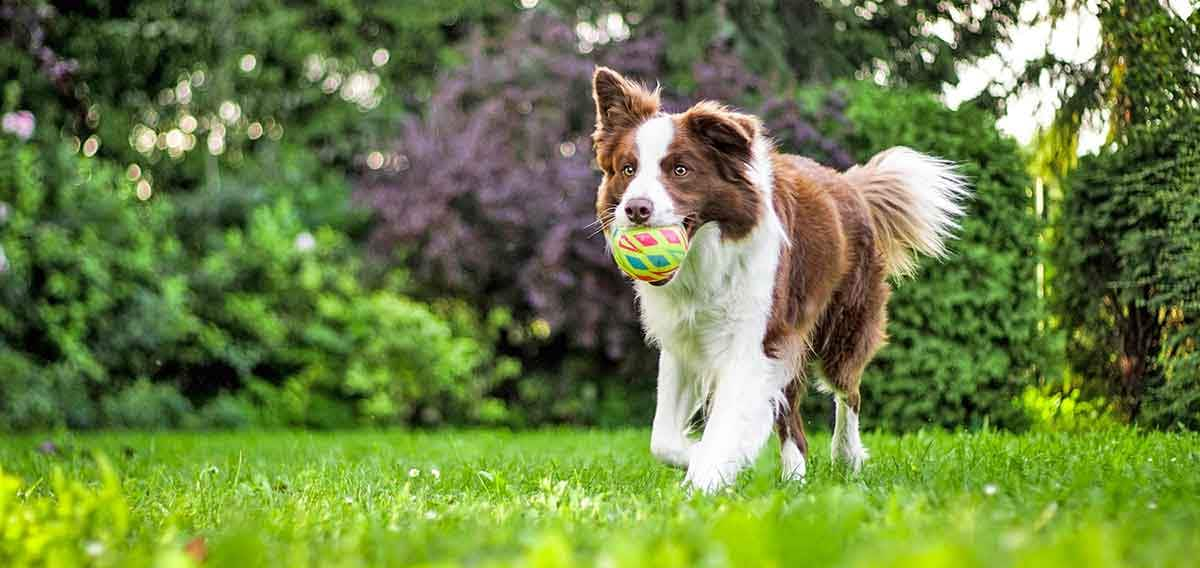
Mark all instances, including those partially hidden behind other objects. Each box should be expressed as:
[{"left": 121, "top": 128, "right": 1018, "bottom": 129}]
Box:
[{"left": 1, "top": 428, "right": 1198, "bottom": 567}]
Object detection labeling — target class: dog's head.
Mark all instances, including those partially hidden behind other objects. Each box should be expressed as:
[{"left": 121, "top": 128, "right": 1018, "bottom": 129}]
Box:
[{"left": 591, "top": 67, "right": 764, "bottom": 241}]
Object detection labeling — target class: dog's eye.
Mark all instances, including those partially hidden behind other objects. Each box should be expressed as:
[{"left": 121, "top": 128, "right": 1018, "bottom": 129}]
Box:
[
  {"left": 673, "top": 165, "right": 688, "bottom": 177},
  {"left": 621, "top": 164, "right": 636, "bottom": 177}
]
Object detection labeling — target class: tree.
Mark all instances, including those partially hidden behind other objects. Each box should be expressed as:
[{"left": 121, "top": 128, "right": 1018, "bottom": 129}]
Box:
[
  {"left": 543, "top": 0, "right": 1028, "bottom": 89},
  {"left": 1017, "top": 1, "right": 1199, "bottom": 173},
  {"left": 1, "top": 0, "right": 516, "bottom": 193},
  {"left": 1038, "top": 2, "right": 1200, "bottom": 425}
]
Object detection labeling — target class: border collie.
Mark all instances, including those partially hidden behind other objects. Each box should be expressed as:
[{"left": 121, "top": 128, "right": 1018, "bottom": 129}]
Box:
[{"left": 590, "top": 67, "right": 969, "bottom": 493}]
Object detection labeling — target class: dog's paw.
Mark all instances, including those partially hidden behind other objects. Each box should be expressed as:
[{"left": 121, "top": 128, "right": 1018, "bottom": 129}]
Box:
[
  {"left": 832, "top": 441, "right": 869, "bottom": 474},
  {"left": 651, "top": 445, "right": 692, "bottom": 469},
  {"left": 650, "top": 439, "right": 694, "bottom": 469},
  {"left": 780, "top": 441, "right": 807, "bottom": 483},
  {"left": 683, "top": 452, "right": 738, "bottom": 494}
]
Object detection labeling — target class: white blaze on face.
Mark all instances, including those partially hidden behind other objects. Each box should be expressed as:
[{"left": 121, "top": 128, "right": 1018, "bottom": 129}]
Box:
[{"left": 615, "top": 115, "right": 683, "bottom": 228}]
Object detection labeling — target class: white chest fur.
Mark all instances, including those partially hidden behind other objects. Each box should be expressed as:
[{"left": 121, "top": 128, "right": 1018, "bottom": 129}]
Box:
[
  {"left": 636, "top": 219, "right": 783, "bottom": 399},
  {"left": 635, "top": 136, "right": 786, "bottom": 398}
]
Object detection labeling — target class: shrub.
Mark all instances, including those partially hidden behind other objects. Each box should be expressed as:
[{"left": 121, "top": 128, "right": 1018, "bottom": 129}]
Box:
[
  {"left": 1020, "top": 384, "right": 1120, "bottom": 433},
  {"left": 101, "top": 380, "right": 193, "bottom": 429},
  {"left": 0, "top": 349, "right": 96, "bottom": 430},
  {"left": 806, "top": 83, "right": 1043, "bottom": 431},
  {"left": 1054, "top": 111, "right": 1200, "bottom": 429},
  {"left": 0, "top": 136, "right": 193, "bottom": 430},
  {"left": 184, "top": 196, "right": 517, "bottom": 427},
  {"left": 0, "top": 132, "right": 515, "bottom": 430},
  {"left": 195, "top": 392, "right": 260, "bottom": 430}
]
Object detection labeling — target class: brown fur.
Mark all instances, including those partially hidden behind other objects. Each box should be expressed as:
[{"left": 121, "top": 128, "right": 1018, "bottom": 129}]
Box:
[
  {"left": 664, "top": 103, "right": 763, "bottom": 240},
  {"left": 765, "top": 155, "right": 890, "bottom": 452}
]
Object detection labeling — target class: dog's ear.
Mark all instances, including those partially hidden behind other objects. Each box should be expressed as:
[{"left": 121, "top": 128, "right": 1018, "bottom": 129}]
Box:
[
  {"left": 683, "top": 102, "right": 760, "bottom": 165},
  {"left": 592, "top": 67, "right": 660, "bottom": 143}
]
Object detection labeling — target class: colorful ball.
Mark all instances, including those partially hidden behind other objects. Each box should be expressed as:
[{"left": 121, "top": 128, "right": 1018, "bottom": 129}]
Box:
[{"left": 608, "top": 224, "right": 690, "bottom": 284}]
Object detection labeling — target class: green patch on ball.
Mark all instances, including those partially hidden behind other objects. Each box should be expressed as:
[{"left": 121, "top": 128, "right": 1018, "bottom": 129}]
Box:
[{"left": 608, "top": 224, "right": 690, "bottom": 284}]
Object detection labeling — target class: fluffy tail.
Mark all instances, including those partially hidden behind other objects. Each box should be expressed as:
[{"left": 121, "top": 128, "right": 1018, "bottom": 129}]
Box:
[{"left": 842, "top": 147, "right": 970, "bottom": 277}]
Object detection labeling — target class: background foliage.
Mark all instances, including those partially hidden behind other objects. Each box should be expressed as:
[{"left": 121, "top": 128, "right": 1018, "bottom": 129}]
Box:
[
  {"left": 0, "top": 138, "right": 190, "bottom": 429},
  {"left": 1020, "top": 0, "right": 1200, "bottom": 173},
  {"left": 1, "top": 0, "right": 515, "bottom": 191},
  {"left": 546, "top": 0, "right": 1025, "bottom": 90},
  {"left": 1, "top": 0, "right": 1195, "bottom": 431},
  {"left": 0, "top": 136, "right": 513, "bottom": 431},
  {"left": 1052, "top": 111, "right": 1200, "bottom": 430}
]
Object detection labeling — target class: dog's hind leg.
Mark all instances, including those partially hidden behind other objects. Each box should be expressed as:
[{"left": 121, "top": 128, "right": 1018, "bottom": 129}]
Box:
[
  {"left": 831, "top": 390, "right": 868, "bottom": 473},
  {"left": 775, "top": 380, "right": 809, "bottom": 482},
  {"left": 820, "top": 292, "right": 887, "bottom": 474}
]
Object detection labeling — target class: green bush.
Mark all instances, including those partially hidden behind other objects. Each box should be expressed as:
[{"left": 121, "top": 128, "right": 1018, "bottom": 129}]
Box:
[
  {"left": 0, "top": 137, "right": 192, "bottom": 429},
  {"left": 0, "top": 133, "right": 516, "bottom": 430},
  {"left": 101, "top": 380, "right": 194, "bottom": 429},
  {"left": 1054, "top": 111, "right": 1200, "bottom": 429},
  {"left": 0, "top": 349, "right": 96, "bottom": 430},
  {"left": 196, "top": 392, "right": 260, "bottom": 429},
  {"left": 184, "top": 196, "right": 518, "bottom": 427},
  {"left": 803, "top": 83, "right": 1043, "bottom": 431}
]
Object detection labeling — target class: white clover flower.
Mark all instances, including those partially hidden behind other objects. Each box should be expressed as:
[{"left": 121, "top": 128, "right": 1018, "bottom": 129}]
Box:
[{"left": 408, "top": 468, "right": 420, "bottom": 478}]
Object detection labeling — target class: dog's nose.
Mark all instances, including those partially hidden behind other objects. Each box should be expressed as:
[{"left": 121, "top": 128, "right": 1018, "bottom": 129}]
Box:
[{"left": 625, "top": 198, "right": 654, "bottom": 225}]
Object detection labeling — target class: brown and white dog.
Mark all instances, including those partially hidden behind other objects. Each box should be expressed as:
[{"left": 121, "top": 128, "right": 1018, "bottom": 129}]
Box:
[{"left": 590, "top": 68, "right": 969, "bottom": 493}]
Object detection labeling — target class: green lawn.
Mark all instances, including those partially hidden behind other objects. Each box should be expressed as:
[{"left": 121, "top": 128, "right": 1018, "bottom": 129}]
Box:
[{"left": 2, "top": 429, "right": 1197, "bottom": 567}]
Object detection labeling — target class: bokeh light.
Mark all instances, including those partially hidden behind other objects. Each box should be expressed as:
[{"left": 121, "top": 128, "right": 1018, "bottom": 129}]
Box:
[
  {"left": 82, "top": 135, "right": 100, "bottom": 157},
  {"left": 219, "top": 101, "right": 241, "bottom": 123},
  {"left": 371, "top": 48, "right": 389, "bottom": 67}
]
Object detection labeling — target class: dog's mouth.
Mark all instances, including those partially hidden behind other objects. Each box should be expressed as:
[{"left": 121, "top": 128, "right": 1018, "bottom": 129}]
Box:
[{"left": 681, "top": 215, "right": 701, "bottom": 240}]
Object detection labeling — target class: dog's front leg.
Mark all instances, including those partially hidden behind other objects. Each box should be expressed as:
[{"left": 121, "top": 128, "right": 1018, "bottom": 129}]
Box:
[
  {"left": 650, "top": 350, "right": 696, "bottom": 469},
  {"left": 684, "top": 353, "right": 777, "bottom": 493}
]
